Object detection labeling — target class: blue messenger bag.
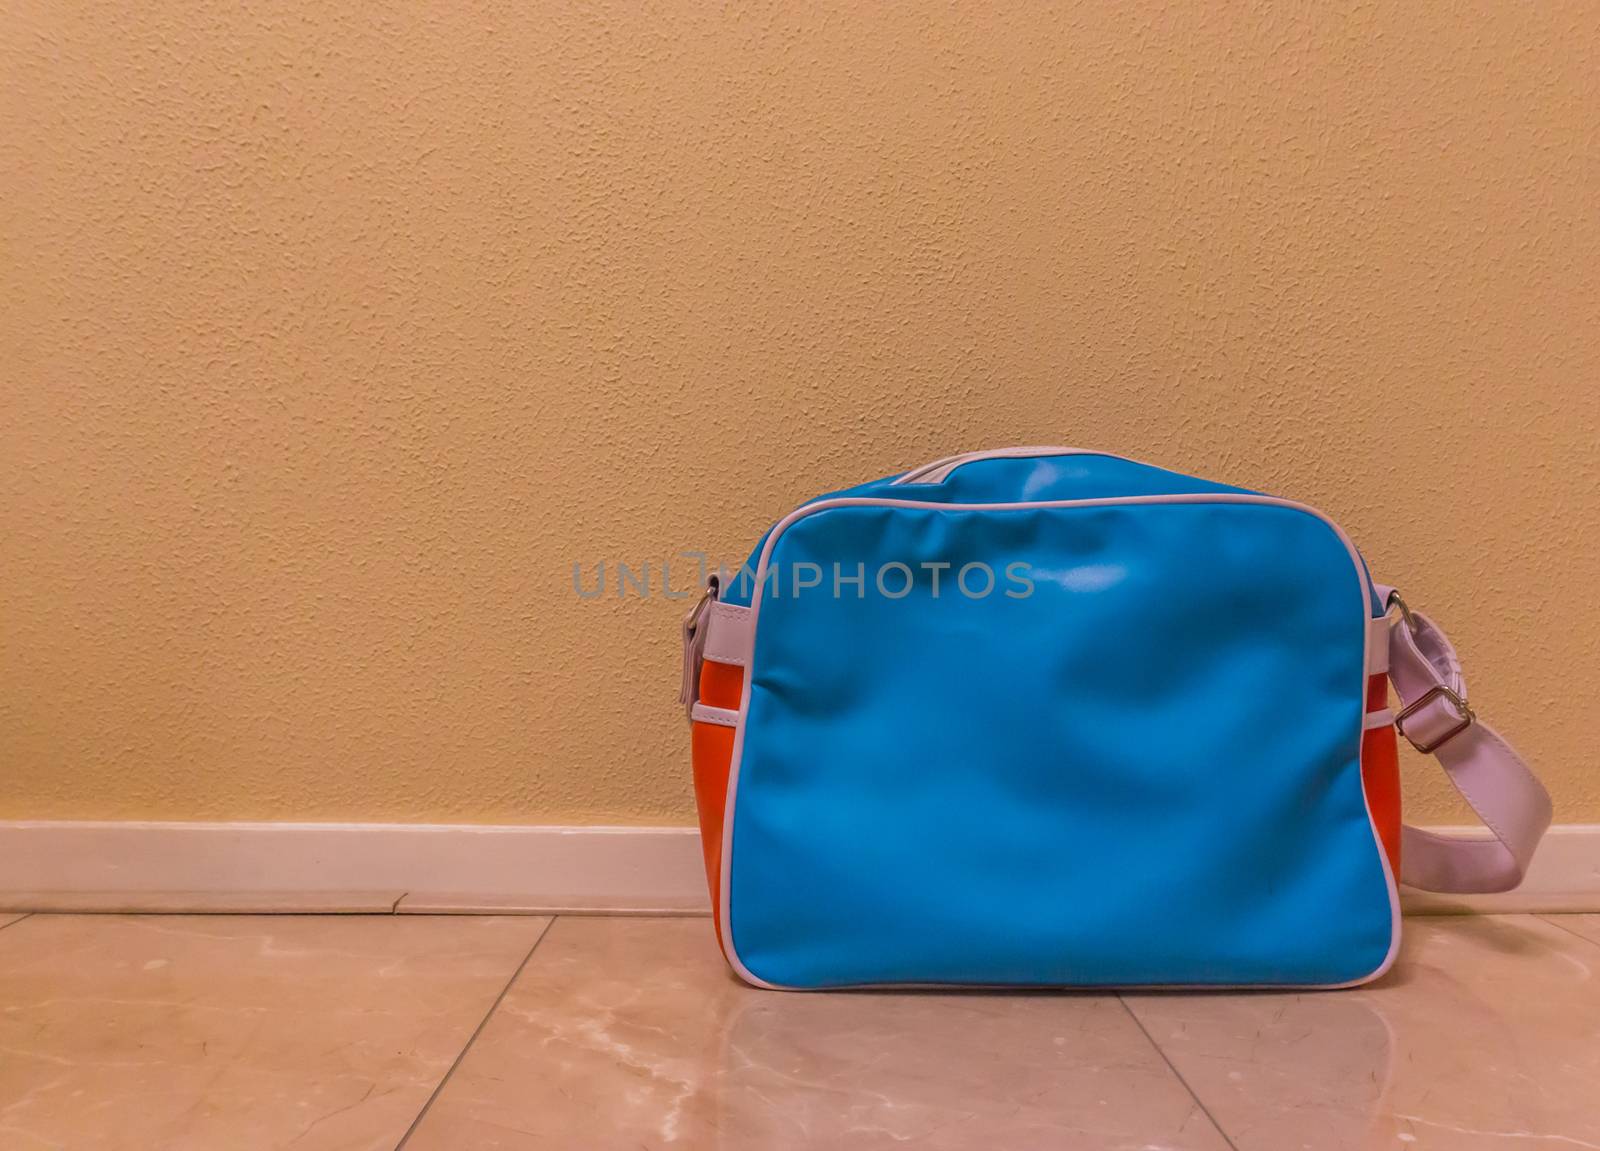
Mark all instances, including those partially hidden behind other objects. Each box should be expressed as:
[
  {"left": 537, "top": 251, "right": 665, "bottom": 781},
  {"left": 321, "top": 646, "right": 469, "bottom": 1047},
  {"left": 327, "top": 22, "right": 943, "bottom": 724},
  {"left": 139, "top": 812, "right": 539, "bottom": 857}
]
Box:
[{"left": 681, "top": 448, "right": 1551, "bottom": 989}]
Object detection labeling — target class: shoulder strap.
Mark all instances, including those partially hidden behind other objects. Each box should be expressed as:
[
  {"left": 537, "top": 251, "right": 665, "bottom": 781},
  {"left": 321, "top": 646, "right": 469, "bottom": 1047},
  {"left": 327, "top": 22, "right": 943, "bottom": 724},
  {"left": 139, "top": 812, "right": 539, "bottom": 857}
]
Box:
[{"left": 1376, "top": 586, "right": 1553, "bottom": 894}]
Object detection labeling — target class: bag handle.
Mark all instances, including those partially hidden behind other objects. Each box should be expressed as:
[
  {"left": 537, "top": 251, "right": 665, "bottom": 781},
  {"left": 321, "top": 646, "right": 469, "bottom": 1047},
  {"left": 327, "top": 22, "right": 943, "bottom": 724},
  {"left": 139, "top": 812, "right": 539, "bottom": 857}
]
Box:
[
  {"left": 1377, "top": 586, "right": 1553, "bottom": 893},
  {"left": 893, "top": 446, "right": 1090, "bottom": 485}
]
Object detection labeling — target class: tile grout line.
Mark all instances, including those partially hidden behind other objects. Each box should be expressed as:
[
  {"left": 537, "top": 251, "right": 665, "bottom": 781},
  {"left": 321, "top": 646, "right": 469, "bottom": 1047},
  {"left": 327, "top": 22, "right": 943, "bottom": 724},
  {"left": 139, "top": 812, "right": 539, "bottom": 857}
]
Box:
[
  {"left": 1538, "top": 914, "right": 1600, "bottom": 950},
  {"left": 1117, "top": 996, "right": 1241, "bottom": 1151},
  {"left": 393, "top": 915, "right": 558, "bottom": 1150}
]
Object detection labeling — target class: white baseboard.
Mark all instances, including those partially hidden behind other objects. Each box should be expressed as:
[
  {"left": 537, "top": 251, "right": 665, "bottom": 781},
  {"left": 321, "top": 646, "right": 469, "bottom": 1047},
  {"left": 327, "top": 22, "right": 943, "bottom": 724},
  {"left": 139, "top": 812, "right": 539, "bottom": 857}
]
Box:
[
  {"left": 0, "top": 821, "right": 710, "bottom": 915},
  {"left": 1, "top": 820, "right": 1596, "bottom": 916}
]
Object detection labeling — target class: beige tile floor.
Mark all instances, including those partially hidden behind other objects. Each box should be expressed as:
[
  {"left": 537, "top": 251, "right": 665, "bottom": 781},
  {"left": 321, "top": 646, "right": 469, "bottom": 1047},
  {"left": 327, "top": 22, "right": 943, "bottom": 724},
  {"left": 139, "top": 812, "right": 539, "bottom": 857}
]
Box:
[{"left": 1, "top": 913, "right": 1597, "bottom": 1149}]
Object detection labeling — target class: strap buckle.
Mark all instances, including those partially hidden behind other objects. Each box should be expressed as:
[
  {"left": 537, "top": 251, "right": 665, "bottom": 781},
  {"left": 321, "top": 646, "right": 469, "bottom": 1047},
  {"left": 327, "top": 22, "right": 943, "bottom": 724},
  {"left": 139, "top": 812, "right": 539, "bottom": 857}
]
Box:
[{"left": 1395, "top": 683, "right": 1476, "bottom": 754}]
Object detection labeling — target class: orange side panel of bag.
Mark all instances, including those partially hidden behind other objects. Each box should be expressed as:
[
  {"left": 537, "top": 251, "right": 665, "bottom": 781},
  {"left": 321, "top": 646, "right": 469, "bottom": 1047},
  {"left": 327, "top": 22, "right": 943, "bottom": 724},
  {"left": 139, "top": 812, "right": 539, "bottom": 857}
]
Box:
[
  {"left": 691, "top": 659, "right": 744, "bottom": 943},
  {"left": 1362, "top": 673, "right": 1402, "bottom": 876}
]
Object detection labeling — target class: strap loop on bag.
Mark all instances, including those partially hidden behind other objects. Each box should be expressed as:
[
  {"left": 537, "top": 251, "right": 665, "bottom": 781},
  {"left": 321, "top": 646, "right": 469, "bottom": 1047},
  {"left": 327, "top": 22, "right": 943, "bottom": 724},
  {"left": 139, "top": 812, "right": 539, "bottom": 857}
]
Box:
[
  {"left": 679, "top": 578, "right": 717, "bottom": 721},
  {"left": 680, "top": 576, "right": 754, "bottom": 723},
  {"left": 1377, "top": 586, "right": 1553, "bottom": 894}
]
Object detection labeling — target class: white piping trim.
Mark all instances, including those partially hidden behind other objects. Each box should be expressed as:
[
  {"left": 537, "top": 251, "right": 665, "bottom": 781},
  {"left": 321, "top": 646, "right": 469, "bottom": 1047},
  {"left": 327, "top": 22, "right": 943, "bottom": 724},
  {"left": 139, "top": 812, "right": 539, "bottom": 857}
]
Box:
[{"left": 718, "top": 492, "right": 1400, "bottom": 991}]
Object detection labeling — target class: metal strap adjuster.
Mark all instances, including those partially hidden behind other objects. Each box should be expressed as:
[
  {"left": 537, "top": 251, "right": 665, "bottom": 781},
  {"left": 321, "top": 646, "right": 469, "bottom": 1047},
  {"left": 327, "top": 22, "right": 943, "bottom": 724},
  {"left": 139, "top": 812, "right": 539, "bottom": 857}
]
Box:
[
  {"left": 678, "top": 577, "right": 720, "bottom": 718},
  {"left": 1395, "top": 683, "right": 1475, "bottom": 754},
  {"left": 1385, "top": 588, "right": 1416, "bottom": 632}
]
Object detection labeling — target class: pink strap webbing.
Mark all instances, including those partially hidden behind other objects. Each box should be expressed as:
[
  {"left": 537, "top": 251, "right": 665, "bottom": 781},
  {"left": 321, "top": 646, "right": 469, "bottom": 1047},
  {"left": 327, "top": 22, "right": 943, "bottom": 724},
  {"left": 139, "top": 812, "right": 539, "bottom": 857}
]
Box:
[{"left": 1375, "top": 585, "right": 1553, "bottom": 894}]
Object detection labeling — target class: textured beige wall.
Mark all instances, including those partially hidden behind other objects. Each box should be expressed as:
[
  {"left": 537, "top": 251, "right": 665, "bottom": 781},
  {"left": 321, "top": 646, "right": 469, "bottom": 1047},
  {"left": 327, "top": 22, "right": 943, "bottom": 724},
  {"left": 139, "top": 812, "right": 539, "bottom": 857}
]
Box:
[{"left": 2, "top": 3, "right": 1596, "bottom": 825}]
